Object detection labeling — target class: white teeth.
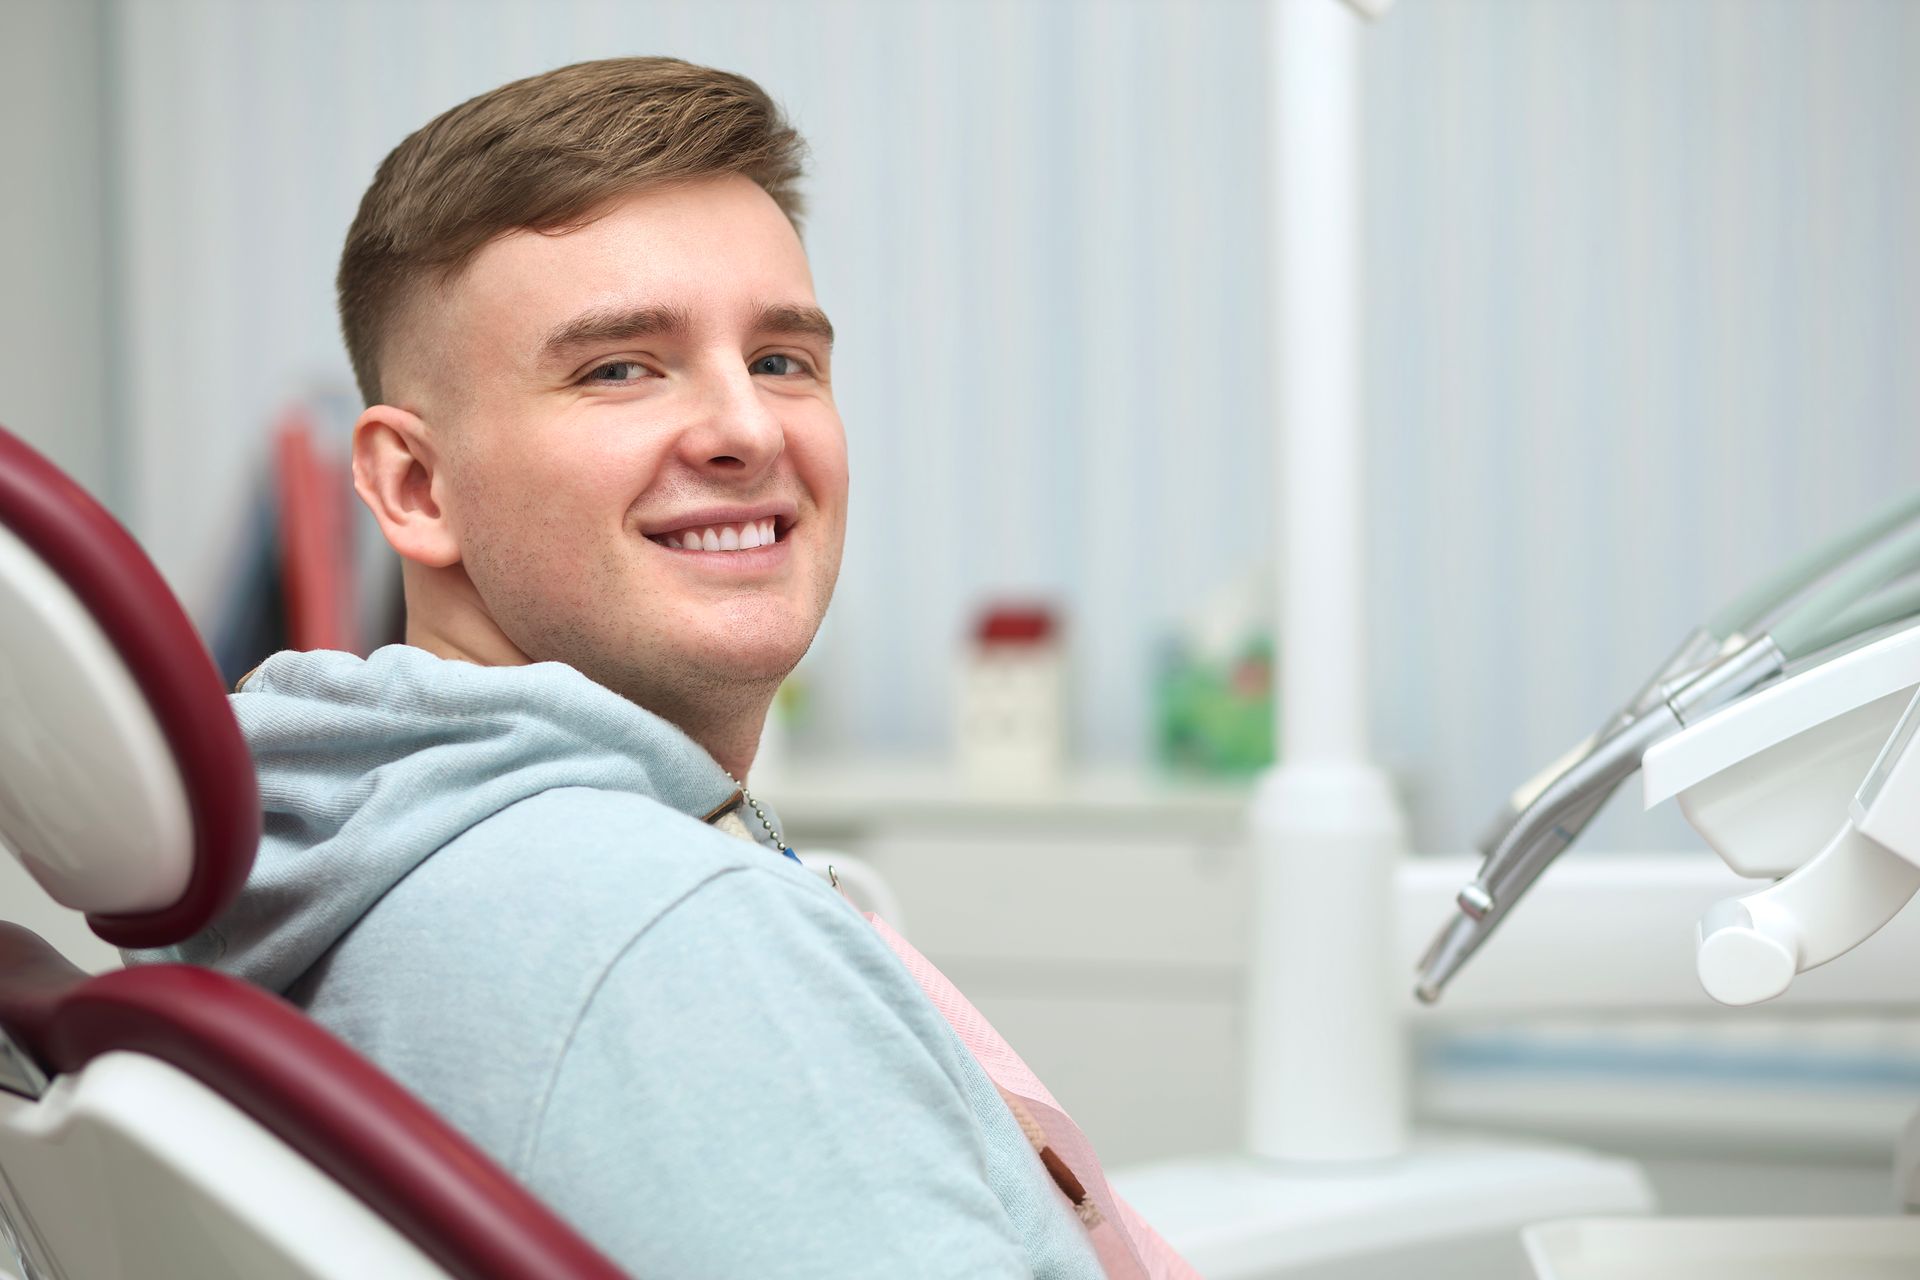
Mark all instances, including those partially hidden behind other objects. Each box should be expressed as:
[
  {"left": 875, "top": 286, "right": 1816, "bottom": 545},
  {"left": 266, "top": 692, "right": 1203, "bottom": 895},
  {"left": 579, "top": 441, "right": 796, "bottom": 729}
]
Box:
[{"left": 658, "top": 520, "right": 782, "bottom": 551}]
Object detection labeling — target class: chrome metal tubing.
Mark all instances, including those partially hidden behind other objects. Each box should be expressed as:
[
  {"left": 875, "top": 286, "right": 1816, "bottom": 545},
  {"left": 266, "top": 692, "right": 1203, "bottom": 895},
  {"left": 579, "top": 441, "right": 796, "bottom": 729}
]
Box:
[
  {"left": 1482, "top": 636, "right": 1785, "bottom": 911},
  {"left": 1635, "top": 627, "right": 1729, "bottom": 714},
  {"left": 1416, "top": 717, "right": 1673, "bottom": 1000},
  {"left": 1414, "top": 913, "right": 1476, "bottom": 1005},
  {"left": 1416, "top": 637, "right": 1790, "bottom": 1002},
  {"left": 1479, "top": 708, "right": 1678, "bottom": 906},
  {"left": 1421, "top": 786, "right": 1610, "bottom": 1000},
  {"left": 1668, "top": 634, "right": 1787, "bottom": 723},
  {"left": 1465, "top": 627, "right": 1721, "bottom": 863}
]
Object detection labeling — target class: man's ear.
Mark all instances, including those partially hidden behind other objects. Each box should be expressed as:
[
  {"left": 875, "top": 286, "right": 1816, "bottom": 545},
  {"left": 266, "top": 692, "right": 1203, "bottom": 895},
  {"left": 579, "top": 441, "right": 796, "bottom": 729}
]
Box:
[{"left": 352, "top": 404, "right": 461, "bottom": 569}]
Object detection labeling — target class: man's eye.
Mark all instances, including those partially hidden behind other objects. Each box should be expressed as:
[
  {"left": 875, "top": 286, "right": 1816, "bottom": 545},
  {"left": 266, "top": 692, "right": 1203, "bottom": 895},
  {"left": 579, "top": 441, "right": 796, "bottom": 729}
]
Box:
[
  {"left": 751, "top": 353, "right": 808, "bottom": 377},
  {"left": 583, "top": 360, "right": 651, "bottom": 384}
]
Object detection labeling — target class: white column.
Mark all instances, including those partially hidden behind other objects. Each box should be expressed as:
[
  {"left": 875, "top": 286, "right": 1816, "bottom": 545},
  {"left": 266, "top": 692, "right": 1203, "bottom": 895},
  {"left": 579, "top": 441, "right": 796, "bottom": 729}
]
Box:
[{"left": 1244, "top": 0, "right": 1410, "bottom": 1163}]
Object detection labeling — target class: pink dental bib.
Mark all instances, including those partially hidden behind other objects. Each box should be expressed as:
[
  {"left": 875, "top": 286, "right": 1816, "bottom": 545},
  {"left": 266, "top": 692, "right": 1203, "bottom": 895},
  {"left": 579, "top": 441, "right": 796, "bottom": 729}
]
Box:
[{"left": 863, "top": 914, "right": 1202, "bottom": 1280}]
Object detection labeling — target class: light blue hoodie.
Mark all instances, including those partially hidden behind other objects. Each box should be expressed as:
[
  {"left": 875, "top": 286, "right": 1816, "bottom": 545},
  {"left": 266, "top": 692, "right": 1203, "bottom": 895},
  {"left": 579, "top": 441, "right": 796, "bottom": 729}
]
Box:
[{"left": 131, "top": 644, "right": 1102, "bottom": 1279}]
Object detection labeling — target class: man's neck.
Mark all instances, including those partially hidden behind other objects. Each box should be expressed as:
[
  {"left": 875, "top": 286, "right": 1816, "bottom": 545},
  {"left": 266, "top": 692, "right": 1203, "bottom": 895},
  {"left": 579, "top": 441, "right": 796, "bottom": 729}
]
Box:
[
  {"left": 664, "top": 700, "right": 765, "bottom": 781},
  {"left": 403, "top": 566, "right": 533, "bottom": 668}
]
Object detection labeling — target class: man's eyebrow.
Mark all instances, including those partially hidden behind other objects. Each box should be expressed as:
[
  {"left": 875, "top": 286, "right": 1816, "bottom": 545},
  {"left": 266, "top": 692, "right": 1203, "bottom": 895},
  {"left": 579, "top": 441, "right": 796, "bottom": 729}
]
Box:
[
  {"left": 538, "top": 304, "right": 694, "bottom": 364},
  {"left": 536, "top": 301, "right": 835, "bottom": 367},
  {"left": 755, "top": 303, "right": 835, "bottom": 347}
]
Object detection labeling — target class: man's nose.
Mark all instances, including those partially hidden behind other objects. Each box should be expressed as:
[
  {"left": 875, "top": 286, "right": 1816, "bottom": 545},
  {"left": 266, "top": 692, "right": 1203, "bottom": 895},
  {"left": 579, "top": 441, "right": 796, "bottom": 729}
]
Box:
[{"left": 676, "top": 364, "right": 785, "bottom": 477}]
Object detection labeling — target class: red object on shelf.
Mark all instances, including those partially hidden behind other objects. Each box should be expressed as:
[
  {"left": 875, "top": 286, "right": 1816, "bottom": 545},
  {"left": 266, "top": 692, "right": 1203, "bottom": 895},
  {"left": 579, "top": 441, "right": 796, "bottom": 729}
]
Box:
[
  {"left": 975, "top": 604, "right": 1058, "bottom": 646},
  {"left": 274, "top": 407, "right": 359, "bottom": 652}
]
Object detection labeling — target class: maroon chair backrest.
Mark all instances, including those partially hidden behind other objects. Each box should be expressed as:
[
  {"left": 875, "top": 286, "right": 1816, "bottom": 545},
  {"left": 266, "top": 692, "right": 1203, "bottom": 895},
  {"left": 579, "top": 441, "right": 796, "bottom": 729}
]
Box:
[
  {"left": 0, "top": 424, "right": 628, "bottom": 1280},
  {"left": 0, "top": 425, "right": 255, "bottom": 946}
]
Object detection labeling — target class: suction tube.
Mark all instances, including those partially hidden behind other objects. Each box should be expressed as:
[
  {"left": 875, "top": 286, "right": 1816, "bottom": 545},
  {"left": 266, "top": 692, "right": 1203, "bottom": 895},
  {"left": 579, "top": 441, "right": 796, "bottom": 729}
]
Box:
[
  {"left": 1798, "top": 576, "right": 1920, "bottom": 659},
  {"left": 1771, "top": 521, "right": 1920, "bottom": 661},
  {"left": 1706, "top": 492, "right": 1920, "bottom": 643}
]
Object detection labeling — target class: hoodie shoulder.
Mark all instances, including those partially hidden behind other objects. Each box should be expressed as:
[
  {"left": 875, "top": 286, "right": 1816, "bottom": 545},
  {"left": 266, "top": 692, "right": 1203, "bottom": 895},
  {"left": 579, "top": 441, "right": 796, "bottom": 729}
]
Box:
[
  {"left": 425, "top": 783, "right": 808, "bottom": 923},
  {"left": 133, "top": 645, "right": 753, "bottom": 990},
  {"left": 367, "top": 782, "right": 826, "bottom": 968},
  {"left": 289, "top": 783, "right": 844, "bottom": 1164}
]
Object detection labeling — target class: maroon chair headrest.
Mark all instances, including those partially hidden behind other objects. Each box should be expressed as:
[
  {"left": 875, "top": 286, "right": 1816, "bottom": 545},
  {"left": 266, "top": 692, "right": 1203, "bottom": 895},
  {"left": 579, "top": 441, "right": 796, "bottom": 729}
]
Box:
[
  {"left": 0, "top": 923, "right": 628, "bottom": 1280},
  {"left": 0, "top": 424, "right": 258, "bottom": 947}
]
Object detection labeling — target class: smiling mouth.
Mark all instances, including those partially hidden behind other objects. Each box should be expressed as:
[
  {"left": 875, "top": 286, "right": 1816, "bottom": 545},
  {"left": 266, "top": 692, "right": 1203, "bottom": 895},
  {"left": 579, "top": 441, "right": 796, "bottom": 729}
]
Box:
[{"left": 648, "top": 518, "right": 790, "bottom": 552}]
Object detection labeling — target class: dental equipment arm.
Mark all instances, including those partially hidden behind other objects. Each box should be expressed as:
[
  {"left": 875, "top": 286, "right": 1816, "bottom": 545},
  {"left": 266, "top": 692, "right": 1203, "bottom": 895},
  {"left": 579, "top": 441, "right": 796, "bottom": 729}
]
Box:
[
  {"left": 1468, "top": 493, "right": 1920, "bottom": 864},
  {"left": 1417, "top": 500, "right": 1920, "bottom": 1002},
  {"left": 1461, "top": 576, "right": 1920, "bottom": 921}
]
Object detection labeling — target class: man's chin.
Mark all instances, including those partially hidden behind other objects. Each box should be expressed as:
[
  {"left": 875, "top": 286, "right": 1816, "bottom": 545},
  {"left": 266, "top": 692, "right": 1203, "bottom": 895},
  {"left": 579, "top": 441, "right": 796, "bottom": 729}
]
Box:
[
  {"left": 654, "top": 618, "right": 817, "bottom": 685},
  {"left": 691, "top": 641, "right": 811, "bottom": 688}
]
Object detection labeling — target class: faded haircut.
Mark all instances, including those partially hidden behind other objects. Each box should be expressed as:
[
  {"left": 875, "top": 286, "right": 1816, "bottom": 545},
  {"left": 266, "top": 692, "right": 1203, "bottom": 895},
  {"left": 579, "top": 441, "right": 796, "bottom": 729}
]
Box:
[{"left": 337, "top": 56, "right": 807, "bottom": 405}]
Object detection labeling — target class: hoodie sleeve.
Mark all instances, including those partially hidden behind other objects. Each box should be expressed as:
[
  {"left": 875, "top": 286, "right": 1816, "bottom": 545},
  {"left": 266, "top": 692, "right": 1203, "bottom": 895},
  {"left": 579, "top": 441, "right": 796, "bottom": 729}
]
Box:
[{"left": 517, "top": 864, "right": 1084, "bottom": 1280}]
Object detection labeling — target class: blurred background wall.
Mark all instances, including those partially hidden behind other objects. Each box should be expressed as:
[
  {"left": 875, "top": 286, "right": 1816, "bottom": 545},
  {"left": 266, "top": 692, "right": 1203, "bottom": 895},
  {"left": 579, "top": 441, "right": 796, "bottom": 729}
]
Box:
[
  {"left": 4, "top": 0, "right": 1918, "bottom": 856},
  {"left": 0, "top": 0, "right": 112, "bottom": 499}
]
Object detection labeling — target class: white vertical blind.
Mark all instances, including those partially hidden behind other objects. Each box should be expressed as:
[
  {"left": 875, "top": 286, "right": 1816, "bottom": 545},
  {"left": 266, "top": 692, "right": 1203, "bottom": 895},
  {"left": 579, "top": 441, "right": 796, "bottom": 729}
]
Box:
[
  {"left": 105, "top": 0, "right": 1920, "bottom": 851},
  {"left": 1365, "top": 0, "right": 1920, "bottom": 849}
]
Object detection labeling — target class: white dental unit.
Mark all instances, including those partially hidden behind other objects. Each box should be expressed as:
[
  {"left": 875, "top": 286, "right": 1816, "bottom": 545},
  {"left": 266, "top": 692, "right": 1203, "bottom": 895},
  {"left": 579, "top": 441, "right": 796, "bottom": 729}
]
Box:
[
  {"left": 1517, "top": 625, "right": 1920, "bottom": 1276},
  {"left": 1489, "top": 617, "right": 1920, "bottom": 1276}
]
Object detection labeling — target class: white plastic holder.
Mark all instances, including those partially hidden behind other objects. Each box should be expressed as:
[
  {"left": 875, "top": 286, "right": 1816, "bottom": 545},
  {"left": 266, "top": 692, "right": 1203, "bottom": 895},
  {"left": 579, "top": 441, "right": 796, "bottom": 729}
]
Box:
[
  {"left": 1245, "top": 762, "right": 1408, "bottom": 1161},
  {"left": 1694, "top": 823, "right": 1920, "bottom": 1007},
  {"left": 1643, "top": 623, "right": 1920, "bottom": 1006}
]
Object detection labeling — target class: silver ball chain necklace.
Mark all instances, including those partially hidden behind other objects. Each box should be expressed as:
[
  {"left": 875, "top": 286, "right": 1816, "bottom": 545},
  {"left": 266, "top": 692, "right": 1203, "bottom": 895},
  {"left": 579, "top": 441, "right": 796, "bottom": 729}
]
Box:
[{"left": 723, "top": 770, "right": 796, "bottom": 862}]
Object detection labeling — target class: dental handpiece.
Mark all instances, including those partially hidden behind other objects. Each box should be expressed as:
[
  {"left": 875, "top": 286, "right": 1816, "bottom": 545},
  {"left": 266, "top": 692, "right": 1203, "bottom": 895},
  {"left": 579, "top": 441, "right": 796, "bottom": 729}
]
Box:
[
  {"left": 1417, "top": 636, "right": 1788, "bottom": 1002},
  {"left": 1417, "top": 495, "right": 1920, "bottom": 1003},
  {"left": 1464, "top": 625, "right": 1726, "bottom": 877}
]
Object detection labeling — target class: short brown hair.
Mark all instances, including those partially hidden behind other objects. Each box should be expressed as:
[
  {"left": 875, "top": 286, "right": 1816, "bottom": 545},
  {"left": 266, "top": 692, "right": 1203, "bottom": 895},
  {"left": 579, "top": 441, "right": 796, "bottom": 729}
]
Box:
[{"left": 337, "top": 56, "right": 807, "bottom": 405}]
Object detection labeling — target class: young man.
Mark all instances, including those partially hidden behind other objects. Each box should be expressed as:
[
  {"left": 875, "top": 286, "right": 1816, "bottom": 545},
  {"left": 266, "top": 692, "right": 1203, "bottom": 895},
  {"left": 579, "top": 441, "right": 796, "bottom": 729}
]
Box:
[{"left": 137, "top": 58, "right": 1110, "bottom": 1278}]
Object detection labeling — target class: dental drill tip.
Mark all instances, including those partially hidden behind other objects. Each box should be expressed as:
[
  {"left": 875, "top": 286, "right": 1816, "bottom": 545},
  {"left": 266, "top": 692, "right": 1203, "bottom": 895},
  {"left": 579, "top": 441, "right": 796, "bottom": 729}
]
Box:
[
  {"left": 1414, "top": 912, "right": 1485, "bottom": 1005},
  {"left": 1415, "top": 915, "right": 1450, "bottom": 973},
  {"left": 1456, "top": 881, "right": 1495, "bottom": 921}
]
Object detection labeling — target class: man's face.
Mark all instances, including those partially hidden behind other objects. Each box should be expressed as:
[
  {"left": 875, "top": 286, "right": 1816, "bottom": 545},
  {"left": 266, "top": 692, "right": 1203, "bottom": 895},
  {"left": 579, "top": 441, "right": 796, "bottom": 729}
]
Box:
[{"left": 415, "top": 175, "right": 847, "bottom": 711}]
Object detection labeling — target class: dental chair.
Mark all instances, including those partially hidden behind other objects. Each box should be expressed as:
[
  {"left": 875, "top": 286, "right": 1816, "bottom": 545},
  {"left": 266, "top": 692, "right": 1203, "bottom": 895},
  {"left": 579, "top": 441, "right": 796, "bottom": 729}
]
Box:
[{"left": 0, "top": 424, "right": 627, "bottom": 1279}]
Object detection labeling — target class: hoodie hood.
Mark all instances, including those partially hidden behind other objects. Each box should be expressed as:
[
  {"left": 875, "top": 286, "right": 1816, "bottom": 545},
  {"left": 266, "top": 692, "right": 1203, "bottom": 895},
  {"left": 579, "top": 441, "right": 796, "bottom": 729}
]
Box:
[{"left": 133, "top": 644, "right": 748, "bottom": 992}]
